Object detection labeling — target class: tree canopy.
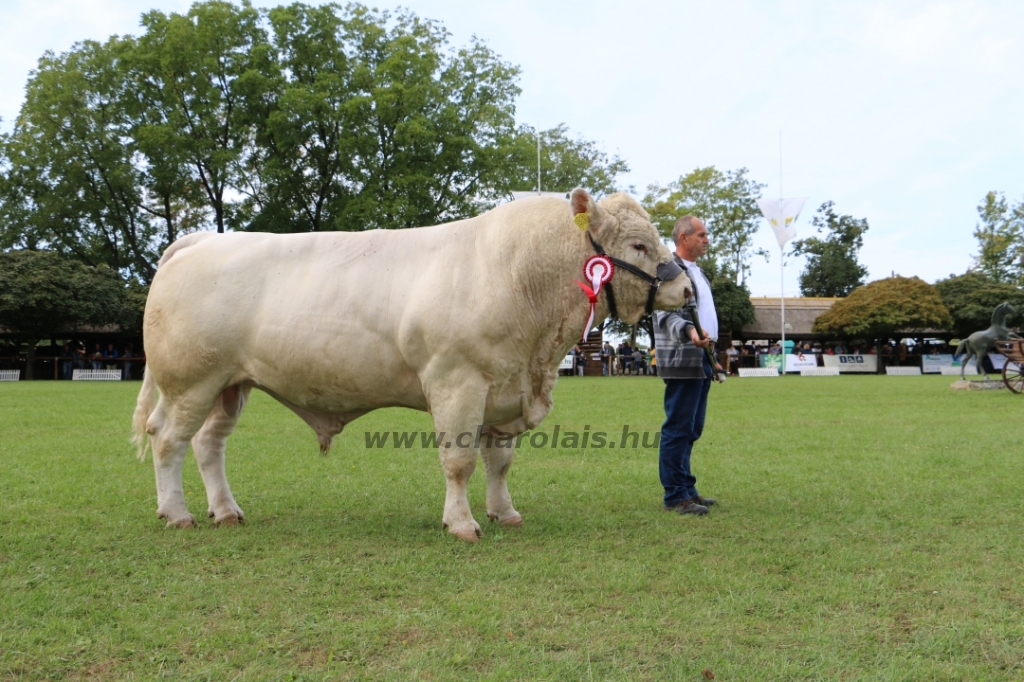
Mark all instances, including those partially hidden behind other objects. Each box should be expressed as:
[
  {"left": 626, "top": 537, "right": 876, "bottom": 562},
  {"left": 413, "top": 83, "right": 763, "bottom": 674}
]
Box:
[
  {"left": 0, "top": 1, "right": 627, "bottom": 281},
  {"left": 972, "top": 191, "right": 1024, "bottom": 285},
  {"left": 711, "top": 278, "right": 756, "bottom": 333},
  {"left": 642, "top": 167, "right": 766, "bottom": 285},
  {"left": 791, "top": 201, "right": 869, "bottom": 297},
  {"left": 812, "top": 276, "right": 952, "bottom": 339},
  {"left": 0, "top": 250, "right": 127, "bottom": 378},
  {"left": 505, "top": 123, "right": 629, "bottom": 198},
  {"left": 934, "top": 271, "right": 1024, "bottom": 337}
]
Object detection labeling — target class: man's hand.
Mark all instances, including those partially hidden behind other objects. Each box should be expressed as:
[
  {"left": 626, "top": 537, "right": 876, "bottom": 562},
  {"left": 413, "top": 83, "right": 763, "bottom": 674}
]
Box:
[{"left": 689, "top": 328, "right": 712, "bottom": 349}]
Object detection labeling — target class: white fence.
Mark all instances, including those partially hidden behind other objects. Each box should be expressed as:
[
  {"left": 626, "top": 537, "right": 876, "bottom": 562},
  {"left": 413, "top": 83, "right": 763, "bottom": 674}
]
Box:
[
  {"left": 72, "top": 369, "right": 122, "bottom": 381},
  {"left": 885, "top": 367, "right": 922, "bottom": 376},
  {"left": 739, "top": 368, "right": 779, "bottom": 378},
  {"left": 800, "top": 367, "right": 840, "bottom": 376},
  {"left": 0, "top": 370, "right": 20, "bottom": 381}
]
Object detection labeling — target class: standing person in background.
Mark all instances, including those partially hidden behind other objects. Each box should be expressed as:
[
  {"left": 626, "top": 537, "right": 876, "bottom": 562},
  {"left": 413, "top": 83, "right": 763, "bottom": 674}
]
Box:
[
  {"left": 653, "top": 215, "right": 720, "bottom": 517},
  {"left": 60, "top": 343, "right": 74, "bottom": 379},
  {"left": 617, "top": 341, "right": 631, "bottom": 375},
  {"left": 601, "top": 342, "right": 611, "bottom": 376},
  {"left": 123, "top": 343, "right": 136, "bottom": 380},
  {"left": 103, "top": 343, "right": 120, "bottom": 370}
]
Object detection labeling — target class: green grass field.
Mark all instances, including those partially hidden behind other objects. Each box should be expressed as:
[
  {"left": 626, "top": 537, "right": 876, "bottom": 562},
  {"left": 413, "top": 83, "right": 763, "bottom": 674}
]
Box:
[{"left": 2, "top": 375, "right": 1023, "bottom": 680}]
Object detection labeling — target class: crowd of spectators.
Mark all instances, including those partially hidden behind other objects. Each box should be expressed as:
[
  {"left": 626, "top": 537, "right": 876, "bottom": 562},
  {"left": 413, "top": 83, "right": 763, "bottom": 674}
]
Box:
[
  {"left": 559, "top": 336, "right": 961, "bottom": 379},
  {"left": 0, "top": 340, "right": 142, "bottom": 379},
  {"left": 566, "top": 341, "right": 656, "bottom": 376}
]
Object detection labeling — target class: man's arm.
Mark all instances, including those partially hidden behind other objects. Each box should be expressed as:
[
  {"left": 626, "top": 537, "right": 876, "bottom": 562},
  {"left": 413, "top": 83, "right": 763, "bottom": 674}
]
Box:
[{"left": 655, "top": 308, "right": 704, "bottom": 347}]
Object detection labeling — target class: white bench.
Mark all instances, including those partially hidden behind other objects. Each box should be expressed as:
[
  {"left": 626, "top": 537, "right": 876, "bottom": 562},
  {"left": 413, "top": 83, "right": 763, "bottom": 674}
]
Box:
[
  {"left": 939, "top": 365, "right": 978, "bottom": 375},
  {"left": 72, "top": 369, "right": 122, "bottom": 381},
  {"left": 800, "top": 367, "right": 840, "bottom": 376},
  {"left": 0, "top": 370, "right": 20, "bottom": 381},
  {"left": 739, "top": 368, "right": 779, "bottom": 378},
  {"left": 885, "top": 367, "right": 922, "bottom": 376}
]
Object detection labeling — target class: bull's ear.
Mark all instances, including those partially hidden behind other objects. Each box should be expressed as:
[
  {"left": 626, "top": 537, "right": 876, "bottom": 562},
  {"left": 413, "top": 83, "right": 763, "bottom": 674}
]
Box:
[{"left": 569, "top": 187, "right": 596, "bottom": 231}]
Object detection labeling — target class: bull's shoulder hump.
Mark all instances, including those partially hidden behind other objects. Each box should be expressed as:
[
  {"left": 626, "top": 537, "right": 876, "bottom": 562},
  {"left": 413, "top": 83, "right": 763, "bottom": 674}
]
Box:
[{"left": 158, "top": 232, "right": 217, "bottom": 267}]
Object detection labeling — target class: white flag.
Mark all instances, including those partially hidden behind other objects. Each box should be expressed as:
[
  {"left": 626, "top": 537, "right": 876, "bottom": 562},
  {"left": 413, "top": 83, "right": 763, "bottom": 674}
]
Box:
[{"left": 757, "top": 197, "right": 807, "bottom": 248}]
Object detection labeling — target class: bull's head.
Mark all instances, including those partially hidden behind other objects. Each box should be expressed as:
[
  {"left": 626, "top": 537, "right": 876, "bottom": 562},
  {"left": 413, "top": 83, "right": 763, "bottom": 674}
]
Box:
[{"left": 570, "top": 188, "right": 691, "bottom": 324}]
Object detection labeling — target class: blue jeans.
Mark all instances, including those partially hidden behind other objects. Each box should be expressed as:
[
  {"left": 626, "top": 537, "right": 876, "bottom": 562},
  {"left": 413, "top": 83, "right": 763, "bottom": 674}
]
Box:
[{"left": 659, "top": 360, "right": 712, "bottom": 507}]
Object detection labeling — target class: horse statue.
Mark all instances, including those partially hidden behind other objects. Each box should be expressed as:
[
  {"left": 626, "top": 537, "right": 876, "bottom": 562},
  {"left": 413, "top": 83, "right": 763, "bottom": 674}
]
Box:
[{"left": 954, "top": 301, "right": 1021, "bottom": 379}]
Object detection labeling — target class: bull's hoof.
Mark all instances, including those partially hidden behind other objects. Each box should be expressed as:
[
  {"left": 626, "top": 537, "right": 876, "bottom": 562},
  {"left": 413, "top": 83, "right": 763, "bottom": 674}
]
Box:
[
  {"left": 488, "top": 511, "right": 523, "bottom": 527},
  {"left": 213, "top": 512, "right": 243, "bottom": 527},
  {"left": 443, "top": 521, "right": 482, "bottom": 542},
  {"left": 163, "top": 515, "right": 196, "bottom": 529},
  {"left": 452, "top": 528, "right": 481, "bottom": 542}
]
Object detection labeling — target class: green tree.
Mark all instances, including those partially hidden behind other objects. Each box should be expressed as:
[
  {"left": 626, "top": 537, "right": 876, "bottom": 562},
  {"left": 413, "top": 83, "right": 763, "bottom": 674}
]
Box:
[
  {"left": 0, "top": 250, "right": 125, "bottom": 379},
  {"left": 712, "top": 278, "right": 756, "bottom": 333},
  {"left": 0, "top": 37, "right": 159, "bottom": 280},
  {"left": 642, "top": 167, "right": 766, "bottom": 284},
  {"left": 812, "top": 276, "right": 952, "bottom": 340},
  {"left": 972, "top": 191, "right": 1024, "bottom": 285},
  {"left": 791, "top": 201, "right": 869, "bottom": 297},
  {"left": 934, "top": 271, "right": 1024, "bottom": 338},
  {"left": 504, "top": 123, "right": 629, "bottom": 198},
  {"left": 135, "top": 0, "right": 275, "bottom": 234},
  {"left": 239, "top": 2, "right": 355, "bottom": 233},
  {"left": 335, "top": 5, "right": 523, "bottom": 230},
  {"left": 243, "top": 3, "right": 533, "bottom": 232}
]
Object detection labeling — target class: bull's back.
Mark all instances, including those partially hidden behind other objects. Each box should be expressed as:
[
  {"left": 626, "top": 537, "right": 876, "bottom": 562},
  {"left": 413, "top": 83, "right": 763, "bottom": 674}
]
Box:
[{"left": 144, "top": 226, "right": 509, "bottom": 411}]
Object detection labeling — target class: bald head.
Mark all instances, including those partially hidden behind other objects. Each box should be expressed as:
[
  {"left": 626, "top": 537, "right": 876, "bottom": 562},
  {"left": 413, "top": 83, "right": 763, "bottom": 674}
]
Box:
[
  {"left": 671, "top": 216, "right": 703, "bottom": 245},
  {"left": 673, "top": 215, "right": 709, "bottom": 261}
]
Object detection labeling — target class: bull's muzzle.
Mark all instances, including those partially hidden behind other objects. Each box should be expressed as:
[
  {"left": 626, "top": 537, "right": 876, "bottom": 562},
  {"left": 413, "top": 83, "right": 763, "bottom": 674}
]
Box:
[{"left": 656, "top": 260, "right": 683, "bottom": 282}]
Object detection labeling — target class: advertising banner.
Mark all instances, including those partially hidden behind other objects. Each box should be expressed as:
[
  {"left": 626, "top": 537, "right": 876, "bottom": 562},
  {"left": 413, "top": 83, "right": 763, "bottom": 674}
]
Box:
[
  {"left": 759, "top": 354, "right": 782, "bottom": 372},
  {"left": 822, "top": 354, "right": 878, "bottom": 373},
  {"left": 784, "top": 353, "right": 818, "bottom": 373},
  {"left": 560, "top": 355, "right": 574, "bottom": 371},
  {"left": 922, "top": 354, "right": 955, "bottom": 373}
]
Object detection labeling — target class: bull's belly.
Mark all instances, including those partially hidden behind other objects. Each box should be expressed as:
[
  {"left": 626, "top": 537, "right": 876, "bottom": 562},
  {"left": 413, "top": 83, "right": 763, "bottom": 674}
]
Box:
[{"left": 241, "top": 354, "right": 428, "bottom": 414}]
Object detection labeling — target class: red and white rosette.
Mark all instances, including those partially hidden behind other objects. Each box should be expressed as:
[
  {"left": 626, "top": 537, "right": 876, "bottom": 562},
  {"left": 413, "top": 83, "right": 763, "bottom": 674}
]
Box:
[{"left": 575, "top": 255, "right": 615, "bottom": 341}]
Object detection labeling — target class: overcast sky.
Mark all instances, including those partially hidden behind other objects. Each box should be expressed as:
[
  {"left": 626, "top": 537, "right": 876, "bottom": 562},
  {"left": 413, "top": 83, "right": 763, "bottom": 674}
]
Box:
[{"left": 3, "top": 0, "right": 1023, "bottom": 297}]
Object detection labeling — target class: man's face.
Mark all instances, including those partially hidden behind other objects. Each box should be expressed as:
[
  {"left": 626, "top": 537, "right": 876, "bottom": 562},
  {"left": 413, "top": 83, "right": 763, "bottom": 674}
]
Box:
[{"left": 676, "top": 219, "right": 709, "bottom": 260}]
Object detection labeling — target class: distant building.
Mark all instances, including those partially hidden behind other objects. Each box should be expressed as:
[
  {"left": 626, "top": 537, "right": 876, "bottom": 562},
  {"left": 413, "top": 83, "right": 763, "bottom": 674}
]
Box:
[{"left": 736, "top": 297, "right": 838, "bottom": 342}]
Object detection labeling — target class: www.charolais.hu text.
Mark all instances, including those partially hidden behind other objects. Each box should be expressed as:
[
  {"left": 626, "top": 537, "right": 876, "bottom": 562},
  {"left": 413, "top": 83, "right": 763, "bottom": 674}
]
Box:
[{"left": 364, "top": 426, "right": 661, "bottom": 449}]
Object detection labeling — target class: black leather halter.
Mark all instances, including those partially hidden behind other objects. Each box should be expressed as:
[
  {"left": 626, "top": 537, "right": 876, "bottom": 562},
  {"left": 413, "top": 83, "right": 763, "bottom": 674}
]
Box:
[{"left": 587, "top": 232, "right": 680, "bottom": 320}]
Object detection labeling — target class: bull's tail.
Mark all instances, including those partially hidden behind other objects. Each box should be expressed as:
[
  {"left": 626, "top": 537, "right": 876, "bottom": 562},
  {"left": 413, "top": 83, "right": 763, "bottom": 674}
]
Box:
[{"left": 131, "top": 366, "right": 157, "bottom": 461}]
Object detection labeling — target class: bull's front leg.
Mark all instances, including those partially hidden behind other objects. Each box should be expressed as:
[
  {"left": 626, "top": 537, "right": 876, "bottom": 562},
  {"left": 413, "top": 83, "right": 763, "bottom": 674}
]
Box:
[
  {"left": 429, "top": 377, "right": 489, "bottom": 542},
  {"left": 482, "top": 437, "right": 522, "bottom": 527}
]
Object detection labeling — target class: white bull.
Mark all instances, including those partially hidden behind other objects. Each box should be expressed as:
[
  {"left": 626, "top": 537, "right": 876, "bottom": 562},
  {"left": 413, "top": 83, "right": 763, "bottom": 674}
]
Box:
[{"left": 132, "top": 188, "right": 690, "bottom": 541}]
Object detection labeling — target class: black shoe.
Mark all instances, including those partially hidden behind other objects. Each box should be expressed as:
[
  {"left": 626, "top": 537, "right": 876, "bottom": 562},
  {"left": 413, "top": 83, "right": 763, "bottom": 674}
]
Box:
[
  {"left": 664, "top": 499, "right": 709, "bottom": 516},
  {"left": 693, "top": 495, "right": 717, "bottom": 507}
]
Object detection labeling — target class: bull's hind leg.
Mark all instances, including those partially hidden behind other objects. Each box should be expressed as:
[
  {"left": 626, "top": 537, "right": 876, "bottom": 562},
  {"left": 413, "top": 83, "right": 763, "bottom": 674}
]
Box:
[
  {"left": 149, "top": 397, "right": 214, "bottom": 528},
  {"left": 192, "top": 385, "right": 251, "bottom": 525},
  {"left": 482, "top": 437, "right": 523, "bottom": 527}
]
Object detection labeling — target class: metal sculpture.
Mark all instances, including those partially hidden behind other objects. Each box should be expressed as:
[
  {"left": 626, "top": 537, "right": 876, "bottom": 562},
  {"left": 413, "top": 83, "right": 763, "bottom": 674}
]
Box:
[{"left": 955, "top": 302, "right": 1021, "bottom": 380}]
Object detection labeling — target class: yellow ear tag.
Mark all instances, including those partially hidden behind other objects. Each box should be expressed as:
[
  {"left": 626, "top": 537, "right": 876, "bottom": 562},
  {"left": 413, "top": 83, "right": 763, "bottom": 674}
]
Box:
[{"left": 573, "top": 213, "right": 590, "bottom": 231}]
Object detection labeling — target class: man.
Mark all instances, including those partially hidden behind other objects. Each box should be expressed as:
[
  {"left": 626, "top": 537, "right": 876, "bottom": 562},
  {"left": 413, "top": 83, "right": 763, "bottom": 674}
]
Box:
[
  {"left": 618, "top": 340, "right": 633, "bottom": 374},
  {"left": 653, "top": 215, "right": 719, "bottom": 516}
]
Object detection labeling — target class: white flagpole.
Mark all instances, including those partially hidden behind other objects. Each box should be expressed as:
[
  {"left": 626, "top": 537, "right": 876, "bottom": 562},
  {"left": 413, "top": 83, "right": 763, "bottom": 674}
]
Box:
[
  {"left": 537, "top": 124, "right": 542, "bottom": 194},
  {"left": 779, "top": 130, "right": 785, "bottom": 366}
]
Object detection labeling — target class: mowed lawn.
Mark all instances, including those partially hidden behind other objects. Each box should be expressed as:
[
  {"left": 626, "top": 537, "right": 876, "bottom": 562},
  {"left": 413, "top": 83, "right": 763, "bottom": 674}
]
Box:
[{"left": 1, "top": 375, "right": 1023, "bottom": 681}]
